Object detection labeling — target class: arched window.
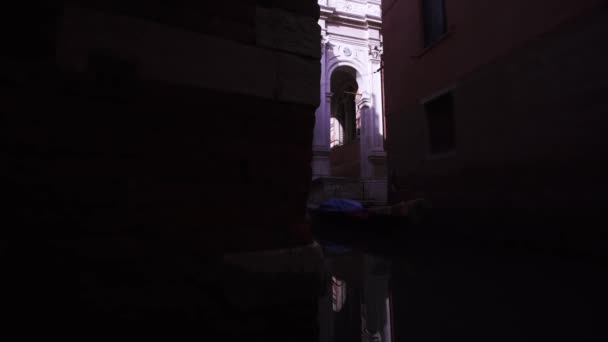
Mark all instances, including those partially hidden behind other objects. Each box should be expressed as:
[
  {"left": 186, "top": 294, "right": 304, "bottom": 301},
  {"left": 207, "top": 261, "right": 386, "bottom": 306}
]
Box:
[{"left": 330, "top": 66, "right": 360, "bottom": 147}]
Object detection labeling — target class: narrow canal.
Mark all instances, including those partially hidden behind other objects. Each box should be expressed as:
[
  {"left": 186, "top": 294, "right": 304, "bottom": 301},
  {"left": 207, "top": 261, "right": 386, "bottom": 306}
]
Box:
[{"left": 315, "top": 223, "right": 608, "bottom": 342}]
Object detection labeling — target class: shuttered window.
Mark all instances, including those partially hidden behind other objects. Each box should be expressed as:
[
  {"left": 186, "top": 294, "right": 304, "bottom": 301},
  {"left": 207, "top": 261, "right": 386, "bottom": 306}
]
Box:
[{"left": 422, "top": 0, "right": 447, "bottom": 47}]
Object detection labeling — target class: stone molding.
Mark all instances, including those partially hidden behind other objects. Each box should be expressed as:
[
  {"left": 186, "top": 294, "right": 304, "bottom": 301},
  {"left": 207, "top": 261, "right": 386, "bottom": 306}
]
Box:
[
  {"left": 321, "top": 0, "right": 382, "bottom": 18},
  {"left": 357, "top": 91, "right": 373, "bottom": 109}
]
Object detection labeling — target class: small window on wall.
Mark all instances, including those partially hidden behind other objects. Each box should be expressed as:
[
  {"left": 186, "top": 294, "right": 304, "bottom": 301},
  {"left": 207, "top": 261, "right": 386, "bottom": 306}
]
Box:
[
  {"left": 422, "top": 0, "right": 447, "bottom": 47},
  {"left": 425, "top": 92, "right": 455, "bottom": 155}
]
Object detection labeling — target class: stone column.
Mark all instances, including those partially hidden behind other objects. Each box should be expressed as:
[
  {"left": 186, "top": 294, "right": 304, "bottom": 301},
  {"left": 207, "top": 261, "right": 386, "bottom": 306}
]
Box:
[
  {"left": 360, "top": 42, "right": 387, "bottom": 204},
  {"left": 312, "top": 33, "right": 331, "bottom": 179},
  {"left": 357, "top": 94, "right": 374, "bottom": 180},
  {"left": 366, "top": 42, "right": 386, "bottom": 155},
  {"left": 370, "top": 58, "right": 384, "bottom": 151}
]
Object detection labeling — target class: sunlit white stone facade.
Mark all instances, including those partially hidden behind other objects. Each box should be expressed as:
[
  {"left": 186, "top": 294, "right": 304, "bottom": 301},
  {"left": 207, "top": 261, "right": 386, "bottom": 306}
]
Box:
[{"left": 313, "top": 0, "right": 386, "bottom": 204}]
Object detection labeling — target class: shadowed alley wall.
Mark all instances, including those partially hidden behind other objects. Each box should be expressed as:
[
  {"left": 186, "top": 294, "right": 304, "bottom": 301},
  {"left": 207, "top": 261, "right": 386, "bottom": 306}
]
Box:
[
  {"left": 3, "top": 1, "right": 323, "bottom": 332},
  {"left": 382, "top": 1, "right": 608, "bottom": 254}
]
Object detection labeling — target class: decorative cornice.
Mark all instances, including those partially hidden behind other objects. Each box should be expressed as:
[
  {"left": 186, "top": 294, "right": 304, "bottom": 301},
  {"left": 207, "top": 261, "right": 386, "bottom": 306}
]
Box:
[
  {"left": 322, "top": 0, "right": 382, "bottom": 19},
  {"left": 319, "top": 0, "right": 382, "bottom": 27},
  {"left": 324, "top": 34, "right": 372, "bottom": 48},
  {"left": 321, "top": 12, "right": 382, "bottom": 28},
  {"left": 356, "top": 91, "right": 372, "bottom": 108}
]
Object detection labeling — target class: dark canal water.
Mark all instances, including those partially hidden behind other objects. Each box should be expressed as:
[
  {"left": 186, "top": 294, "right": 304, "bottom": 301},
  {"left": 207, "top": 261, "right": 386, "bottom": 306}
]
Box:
[{"left": 315, "top": 225, "right": 608, "bottom": 342}]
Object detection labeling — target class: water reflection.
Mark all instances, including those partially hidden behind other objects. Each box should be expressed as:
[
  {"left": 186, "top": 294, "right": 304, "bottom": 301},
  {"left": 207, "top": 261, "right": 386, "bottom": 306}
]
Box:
[
  {"left": 319, "top": 243, "right": 392, "bottom": 342},
  {"left": 316, "top": 235, "right": 608, "bottom": 342}
]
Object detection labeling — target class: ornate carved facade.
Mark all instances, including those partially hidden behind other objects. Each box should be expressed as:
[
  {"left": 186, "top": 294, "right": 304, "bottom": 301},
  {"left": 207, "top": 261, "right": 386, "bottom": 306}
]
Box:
[{"left": 312, "top": 0, "right": 387, "bottom": 205}]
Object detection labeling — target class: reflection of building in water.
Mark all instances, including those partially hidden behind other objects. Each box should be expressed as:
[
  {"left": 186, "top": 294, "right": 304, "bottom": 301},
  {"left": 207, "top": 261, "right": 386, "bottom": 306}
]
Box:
[
  {"left": 310, "top": 0, "right": 387, "bottom": 206},
  {"left": 362, "top": 254, "right": 392, "bottom": 342},
  {"left": 332, "top": 276, "right": 347, "bottom": 312},
  {"left": 319, "top": 251, "right": 392, "bottom": 342}
]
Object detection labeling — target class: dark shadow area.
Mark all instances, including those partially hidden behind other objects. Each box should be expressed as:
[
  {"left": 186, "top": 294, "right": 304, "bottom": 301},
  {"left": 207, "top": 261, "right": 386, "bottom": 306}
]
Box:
[
  {"left": 315, "top": 214, "right": 608, "bottom": 342},
  {"left": 3, "top": 1, "right": 608, "bottom": 341},
  {"left": 2, "top": 1, "right": 323, "bottom": 337}
]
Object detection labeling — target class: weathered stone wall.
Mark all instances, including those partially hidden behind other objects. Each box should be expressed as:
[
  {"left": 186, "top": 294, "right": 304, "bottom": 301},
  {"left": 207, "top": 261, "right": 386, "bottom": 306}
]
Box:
[
  {"left": 315, "top": 0, "right": 387, "bottom": 203},
  {"left": 2, "top": 1, "right": 323, "bottom": 329}
]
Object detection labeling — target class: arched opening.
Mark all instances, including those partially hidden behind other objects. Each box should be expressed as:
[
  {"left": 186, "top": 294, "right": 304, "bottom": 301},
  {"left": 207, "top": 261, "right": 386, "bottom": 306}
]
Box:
[
  {"left": 330, "top": 66, "right": 360, "bottom": 147},
  {"left": 329, "top": 66, "right": 361, "bottom": 178}
]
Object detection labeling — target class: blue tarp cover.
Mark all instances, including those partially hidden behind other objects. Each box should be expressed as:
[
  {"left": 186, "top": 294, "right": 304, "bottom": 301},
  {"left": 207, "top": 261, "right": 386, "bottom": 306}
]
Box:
[{"left": 317, "top": 198, "right": 363, "bottom": 213}]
